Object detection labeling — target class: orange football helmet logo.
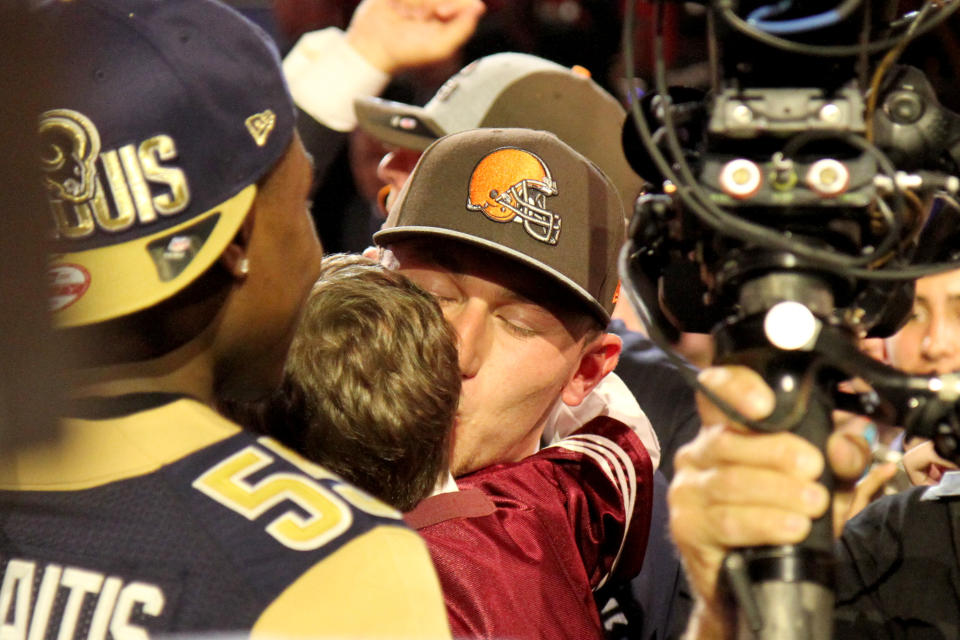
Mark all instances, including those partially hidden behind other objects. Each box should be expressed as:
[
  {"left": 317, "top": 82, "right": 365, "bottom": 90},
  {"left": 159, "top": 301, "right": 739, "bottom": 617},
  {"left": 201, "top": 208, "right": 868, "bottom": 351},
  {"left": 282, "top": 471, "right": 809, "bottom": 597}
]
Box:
[{"left": 466, "top": 147, "right": 561, "bottom": 245}]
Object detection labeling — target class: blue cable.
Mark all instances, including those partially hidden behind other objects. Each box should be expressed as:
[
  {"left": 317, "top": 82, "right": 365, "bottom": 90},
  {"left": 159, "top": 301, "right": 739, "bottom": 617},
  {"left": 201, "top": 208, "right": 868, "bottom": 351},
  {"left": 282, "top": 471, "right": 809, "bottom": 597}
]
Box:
[
  {"left": 747, "top": 0, "right": 794, "bottom": 23},
  {"left": 747, "top": 0, "right": 862, "bottom": 34}
]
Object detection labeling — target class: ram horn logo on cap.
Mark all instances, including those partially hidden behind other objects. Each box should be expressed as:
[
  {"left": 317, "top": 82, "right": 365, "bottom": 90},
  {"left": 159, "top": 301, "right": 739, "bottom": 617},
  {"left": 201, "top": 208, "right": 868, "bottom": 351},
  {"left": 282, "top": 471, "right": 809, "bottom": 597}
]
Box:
[{"left": 40, "top": 109, "right": 102, "bottom": 205}]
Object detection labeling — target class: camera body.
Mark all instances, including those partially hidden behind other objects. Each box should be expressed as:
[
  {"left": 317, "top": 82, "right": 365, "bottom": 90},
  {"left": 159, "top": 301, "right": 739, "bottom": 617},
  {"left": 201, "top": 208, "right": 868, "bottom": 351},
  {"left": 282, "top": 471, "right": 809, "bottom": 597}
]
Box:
[
  {"left": 626, "top": 0, "right": 960, "bottom": 342},
  {"left": 620, "top": 4, "right": 960, "bottom": 636}
]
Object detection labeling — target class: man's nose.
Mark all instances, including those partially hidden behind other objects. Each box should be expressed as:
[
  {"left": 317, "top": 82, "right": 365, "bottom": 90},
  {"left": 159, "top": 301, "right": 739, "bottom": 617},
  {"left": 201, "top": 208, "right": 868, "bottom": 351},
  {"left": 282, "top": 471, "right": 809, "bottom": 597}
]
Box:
[
  {"left": 447, "top": 302, "right": 487, "bottom": 379},
  {"left": 921, "top": 314, "right": 959, "bottom": 364}
]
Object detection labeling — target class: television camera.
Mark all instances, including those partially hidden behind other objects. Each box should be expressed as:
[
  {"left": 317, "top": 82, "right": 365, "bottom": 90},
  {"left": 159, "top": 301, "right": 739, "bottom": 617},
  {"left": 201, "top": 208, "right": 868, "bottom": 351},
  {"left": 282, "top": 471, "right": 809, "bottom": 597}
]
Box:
[{"left": 618, "top": 0, "right": 960, "bottom": 637}]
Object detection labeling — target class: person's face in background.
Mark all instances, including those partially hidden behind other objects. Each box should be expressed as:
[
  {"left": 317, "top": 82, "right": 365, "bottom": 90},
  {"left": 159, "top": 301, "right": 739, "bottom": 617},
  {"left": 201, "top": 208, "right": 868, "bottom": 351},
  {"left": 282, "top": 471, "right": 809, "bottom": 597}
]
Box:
[
  {"left": 348, "top": 128, "right": 393, "bottom": 215},
  {"left": 375, "top": 147, "right": 423, "bottom": 214},
  {"left": 885, "top": 268, "right": 960, "bottom": 375}
]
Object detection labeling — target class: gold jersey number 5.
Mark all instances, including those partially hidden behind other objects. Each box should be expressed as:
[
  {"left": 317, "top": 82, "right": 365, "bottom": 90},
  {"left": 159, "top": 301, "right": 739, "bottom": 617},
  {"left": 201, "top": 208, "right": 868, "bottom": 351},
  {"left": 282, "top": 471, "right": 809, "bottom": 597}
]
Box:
[{"left": 193, "top": 443, "right": 354, "bottom": 551}]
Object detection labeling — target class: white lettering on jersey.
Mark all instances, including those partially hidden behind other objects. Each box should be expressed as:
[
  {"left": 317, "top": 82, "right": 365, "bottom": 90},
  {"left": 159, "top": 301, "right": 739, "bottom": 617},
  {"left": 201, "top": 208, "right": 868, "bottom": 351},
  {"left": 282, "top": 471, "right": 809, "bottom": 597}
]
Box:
[
  {"left": 0, "top": 559, "right": 164, "bottom": 640},
  {"left": 28, "top": 564, "right": 61, "bottom": 640},
  {"left": 0, "top": 559, "right": 34, "bottom": 640},
  {"left": 110, "top": 583, "right": 164, "bottom": 640},
  {"left": 58, "top": 568, "right": 103, "bottom": 640}
]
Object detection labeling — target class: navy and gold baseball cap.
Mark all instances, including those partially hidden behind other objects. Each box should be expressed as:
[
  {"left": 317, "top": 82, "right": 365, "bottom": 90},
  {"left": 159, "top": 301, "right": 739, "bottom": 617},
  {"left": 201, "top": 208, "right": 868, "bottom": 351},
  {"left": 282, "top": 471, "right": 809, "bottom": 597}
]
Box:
[
  {"left": 374, "top": 128, "right": 625, "bottom": 325},
  {"left": 39, "top": 0, "right": 296, "bottom": 327}
]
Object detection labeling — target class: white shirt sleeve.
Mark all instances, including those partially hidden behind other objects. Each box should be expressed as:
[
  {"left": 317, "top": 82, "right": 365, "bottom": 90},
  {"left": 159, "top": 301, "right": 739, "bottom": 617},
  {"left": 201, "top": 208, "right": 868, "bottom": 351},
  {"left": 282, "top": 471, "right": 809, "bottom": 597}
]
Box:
[
  {"left": 282, "top": 27, "right": 390, "bottom": 132},
  {"left": 541, "top": 372, "right": 662, "bottom": 471}
]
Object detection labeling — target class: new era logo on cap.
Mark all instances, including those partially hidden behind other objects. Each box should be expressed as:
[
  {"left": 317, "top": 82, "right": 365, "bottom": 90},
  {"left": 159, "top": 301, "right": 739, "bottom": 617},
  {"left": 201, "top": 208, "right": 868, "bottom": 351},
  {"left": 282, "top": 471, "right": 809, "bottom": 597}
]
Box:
[{"left": 245, "top": 109, "right": 277, "bottom": 147}]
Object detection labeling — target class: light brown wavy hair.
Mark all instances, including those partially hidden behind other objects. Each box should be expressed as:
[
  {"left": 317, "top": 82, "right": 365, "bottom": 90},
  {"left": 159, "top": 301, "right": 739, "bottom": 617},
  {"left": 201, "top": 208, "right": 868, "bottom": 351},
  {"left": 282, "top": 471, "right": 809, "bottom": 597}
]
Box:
[{"left": 225, "top": 253, "right": 459, "bottom": 511}]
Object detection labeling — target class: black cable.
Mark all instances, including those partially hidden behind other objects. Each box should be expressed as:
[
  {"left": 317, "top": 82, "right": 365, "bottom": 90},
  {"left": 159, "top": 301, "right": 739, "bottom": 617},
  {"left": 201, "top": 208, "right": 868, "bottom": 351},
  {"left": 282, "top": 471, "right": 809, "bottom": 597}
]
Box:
[
  {"left": 650, "top": 6, "right": 894, "bottom": 272},
  {"left": 641, "top": 1, "right": 960, "bottom": 281},
  {"left": 617, "top": 241, "right": 767, "bottom": 430},
  {"left": 619, "top": 3, "right": 767, "bottom": 430},
  {"left": 621, "top": 4, "right": 682, "bottom": 189},
  {"left": 619, "top": 0, "right": 960, "bottom": 435}
]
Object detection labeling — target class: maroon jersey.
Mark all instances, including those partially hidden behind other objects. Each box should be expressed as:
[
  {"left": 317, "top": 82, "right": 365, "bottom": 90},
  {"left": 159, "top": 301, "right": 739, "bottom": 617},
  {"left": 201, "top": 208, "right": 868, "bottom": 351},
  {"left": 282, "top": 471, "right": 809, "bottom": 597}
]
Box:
[{"left": 404, "top": 416, "right": 654, "bottom": 639}]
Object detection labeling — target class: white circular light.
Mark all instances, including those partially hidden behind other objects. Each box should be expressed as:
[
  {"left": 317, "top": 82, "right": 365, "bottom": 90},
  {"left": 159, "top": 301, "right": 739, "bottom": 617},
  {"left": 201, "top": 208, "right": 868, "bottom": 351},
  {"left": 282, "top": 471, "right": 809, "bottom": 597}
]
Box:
[
  {"left": 764, "top": 301, "right": 818, "bottom": 350},
  {"left": 806, "top": 158, "right": 850, "bottom": 196},
  {"left": 719, "top": 159, "right": 762, "bottom": 199}
]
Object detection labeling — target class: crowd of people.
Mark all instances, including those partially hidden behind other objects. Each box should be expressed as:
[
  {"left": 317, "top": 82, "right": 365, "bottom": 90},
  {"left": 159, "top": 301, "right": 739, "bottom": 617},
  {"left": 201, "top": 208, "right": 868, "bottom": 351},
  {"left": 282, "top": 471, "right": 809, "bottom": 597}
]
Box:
[{"left": 5, "top": 0, "right": 960, "bottom": 639}]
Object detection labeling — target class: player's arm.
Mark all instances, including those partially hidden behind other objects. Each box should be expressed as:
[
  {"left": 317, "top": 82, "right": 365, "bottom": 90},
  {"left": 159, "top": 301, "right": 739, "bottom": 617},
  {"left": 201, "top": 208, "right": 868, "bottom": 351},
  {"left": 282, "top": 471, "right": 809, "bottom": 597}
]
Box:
[
  {"left": 283, "top": 0, "right": 484, "bottom": 131},
  {"left": 345, "top": 0, "right": 485, "bottom": 75}
]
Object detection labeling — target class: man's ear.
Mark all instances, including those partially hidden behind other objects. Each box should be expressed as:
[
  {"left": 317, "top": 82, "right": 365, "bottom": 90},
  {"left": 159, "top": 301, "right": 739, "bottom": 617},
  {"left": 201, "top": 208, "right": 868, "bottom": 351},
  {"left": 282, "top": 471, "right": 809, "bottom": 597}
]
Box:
[
  {"left": 219, "top": 210, "right": 256, "bottom": 279},
  {"left": 561, "top": 332, "right": 622, "bottom": 407}
]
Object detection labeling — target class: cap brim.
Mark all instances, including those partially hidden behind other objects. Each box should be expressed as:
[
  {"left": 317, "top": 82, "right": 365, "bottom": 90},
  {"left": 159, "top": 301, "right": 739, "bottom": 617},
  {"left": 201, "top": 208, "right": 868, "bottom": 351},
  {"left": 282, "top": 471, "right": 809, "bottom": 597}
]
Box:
[
  {"left": 354, "top": 97, "right": 447, "bottom": 151},
  {"left": 373, "top": 225, "right": 610, "bottom": 325},
  {"left": 49, "top": 184, "right": 256, "bottom": 327}
]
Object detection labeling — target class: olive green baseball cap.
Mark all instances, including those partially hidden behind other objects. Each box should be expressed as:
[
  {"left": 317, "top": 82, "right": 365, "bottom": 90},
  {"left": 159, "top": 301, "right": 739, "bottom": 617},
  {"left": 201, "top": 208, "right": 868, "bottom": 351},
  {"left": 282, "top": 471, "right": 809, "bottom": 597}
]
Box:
[
  {"left": 373, "top": 128, "right": 625, "bottom": 324},
  {"left": 355, "top": 52, "right": 643, "bottom": 214}
]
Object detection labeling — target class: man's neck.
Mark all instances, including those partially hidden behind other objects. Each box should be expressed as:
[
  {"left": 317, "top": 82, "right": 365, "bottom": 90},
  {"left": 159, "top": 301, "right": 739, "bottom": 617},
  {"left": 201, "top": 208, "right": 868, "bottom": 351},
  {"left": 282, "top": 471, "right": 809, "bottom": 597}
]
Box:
[{"left": 68, "top": 327, "right": 217, "bottom": 406}]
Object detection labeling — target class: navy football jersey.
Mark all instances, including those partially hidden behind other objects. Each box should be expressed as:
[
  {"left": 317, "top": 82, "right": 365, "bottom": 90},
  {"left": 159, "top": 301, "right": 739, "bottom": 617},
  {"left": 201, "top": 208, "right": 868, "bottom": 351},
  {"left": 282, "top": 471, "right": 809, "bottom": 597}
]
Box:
[{"left": 0, "top": 394, "right": 449, "bottom": 638}]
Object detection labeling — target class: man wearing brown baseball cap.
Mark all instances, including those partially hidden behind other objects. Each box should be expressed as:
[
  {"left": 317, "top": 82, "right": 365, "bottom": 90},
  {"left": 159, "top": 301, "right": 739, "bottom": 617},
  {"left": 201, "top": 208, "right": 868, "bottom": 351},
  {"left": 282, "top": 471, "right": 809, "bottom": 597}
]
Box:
[
  {"left": 374, "top": 126, "right": 655, "bottom": 637},
  {"left": 376, "top": 127, "right": 630, "bottom": 473}
]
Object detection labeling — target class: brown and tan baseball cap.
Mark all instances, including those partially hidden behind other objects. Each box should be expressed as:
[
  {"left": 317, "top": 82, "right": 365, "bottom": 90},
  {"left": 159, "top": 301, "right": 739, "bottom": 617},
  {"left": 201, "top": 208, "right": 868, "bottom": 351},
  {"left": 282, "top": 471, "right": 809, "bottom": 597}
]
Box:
[
  {"left": 373, "top": 128, "right": 625, "bottom": 324},
  {"left": 354, "top": 52, "right": 643, "bottom": 213}
]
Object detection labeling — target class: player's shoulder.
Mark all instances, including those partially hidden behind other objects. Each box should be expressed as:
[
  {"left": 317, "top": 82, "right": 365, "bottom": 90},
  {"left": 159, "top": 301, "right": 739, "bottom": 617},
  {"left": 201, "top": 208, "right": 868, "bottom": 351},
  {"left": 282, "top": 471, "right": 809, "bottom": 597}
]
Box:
[
  {"left": 544, "top": 415, "right": 652, "bottom": 473},
  {"left": 162, "top": 410, "right": 448, "bottom": 629},
  {"left": 188, "top": 434, "right": 449, "bottom": 638},
  {"left": 461, "top": 416, "right": 649, "bottom": 492},
  {"left": 0, "top": 396, "right": 443, "bottom": 636},
  {"left": 87, "top": 397, "right": 414, "bottom": 596}
]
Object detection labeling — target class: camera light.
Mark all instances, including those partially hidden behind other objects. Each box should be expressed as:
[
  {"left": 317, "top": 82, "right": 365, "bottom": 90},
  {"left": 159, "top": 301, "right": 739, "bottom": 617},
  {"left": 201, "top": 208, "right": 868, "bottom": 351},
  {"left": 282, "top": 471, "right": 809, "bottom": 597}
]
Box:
[
  {"left": 719, "top": 159, "right": 762, "bottom": 199},
  {"left": 764, "top": 301, "right": 819, "bottom": 351},
  {"left": 806, "top": 159, "right": 849, "bottom": 197}
]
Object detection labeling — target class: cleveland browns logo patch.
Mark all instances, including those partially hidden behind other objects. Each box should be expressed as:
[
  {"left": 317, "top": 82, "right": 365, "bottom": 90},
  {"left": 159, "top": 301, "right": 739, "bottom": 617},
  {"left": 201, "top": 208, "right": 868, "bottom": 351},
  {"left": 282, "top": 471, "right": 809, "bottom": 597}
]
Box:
[{"left": 465, "top": 147, "right": 561, "bottom": 245}]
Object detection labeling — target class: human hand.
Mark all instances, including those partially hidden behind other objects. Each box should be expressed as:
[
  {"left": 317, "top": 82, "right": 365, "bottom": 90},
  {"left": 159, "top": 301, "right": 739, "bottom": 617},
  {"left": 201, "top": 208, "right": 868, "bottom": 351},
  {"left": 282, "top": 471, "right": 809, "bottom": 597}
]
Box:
[
  {"left": 668, "top": 365, "right": 872, "bottom": 638},
  {"left": 902, "top": 438, "right": 959, "bottom": 485},
  {"left": 345, "top": 0, "right": 485, "bottom": 74},
  {"left": 832, "top": 460, "right": 897, "bottom": 535},
  {"left": 828, "top": 410, "right": 897, "bottom": 534}
]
